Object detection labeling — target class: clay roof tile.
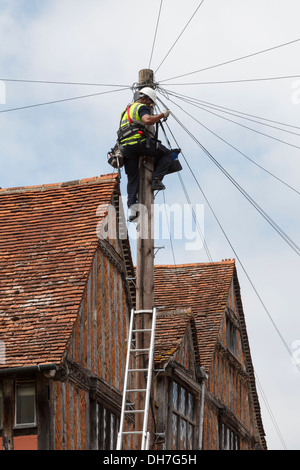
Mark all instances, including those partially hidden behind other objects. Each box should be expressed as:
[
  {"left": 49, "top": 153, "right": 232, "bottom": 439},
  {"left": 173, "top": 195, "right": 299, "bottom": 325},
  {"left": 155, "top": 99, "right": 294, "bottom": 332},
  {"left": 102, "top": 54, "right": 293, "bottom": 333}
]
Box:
[
  {"left": 154, "top": 261, "right": 235, "bottom": 370},
  {"left": 0, "top": 174, "right": 118, "bottom": 369}
]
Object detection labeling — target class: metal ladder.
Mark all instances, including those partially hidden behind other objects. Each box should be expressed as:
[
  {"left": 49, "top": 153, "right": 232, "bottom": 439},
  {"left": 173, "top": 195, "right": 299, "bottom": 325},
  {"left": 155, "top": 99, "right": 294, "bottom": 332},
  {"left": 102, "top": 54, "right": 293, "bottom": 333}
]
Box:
[{"left": 117, "top": 308, "right": 157, "bottom": 450}]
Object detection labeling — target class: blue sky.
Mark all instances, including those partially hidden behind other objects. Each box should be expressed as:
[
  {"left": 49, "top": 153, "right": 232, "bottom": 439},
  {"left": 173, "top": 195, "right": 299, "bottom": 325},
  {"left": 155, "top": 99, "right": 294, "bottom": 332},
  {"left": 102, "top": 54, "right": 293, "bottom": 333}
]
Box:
[{"left": 1, "top": 0, "right": 300, "bottom": 450}]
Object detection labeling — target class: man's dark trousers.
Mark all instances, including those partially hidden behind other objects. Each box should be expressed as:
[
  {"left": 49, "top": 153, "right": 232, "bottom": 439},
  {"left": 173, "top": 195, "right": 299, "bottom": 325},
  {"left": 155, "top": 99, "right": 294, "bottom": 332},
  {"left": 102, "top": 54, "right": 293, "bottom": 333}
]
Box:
[{"left": 122, "top": 138, "right": 172, "bottom": 208}]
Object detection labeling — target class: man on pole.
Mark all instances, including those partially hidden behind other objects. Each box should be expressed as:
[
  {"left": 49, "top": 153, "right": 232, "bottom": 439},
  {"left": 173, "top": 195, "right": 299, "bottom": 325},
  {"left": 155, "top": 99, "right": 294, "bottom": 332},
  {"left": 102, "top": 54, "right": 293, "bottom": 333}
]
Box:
[{"left": 117, "top": 87, "right": 173, "bottom": 220}]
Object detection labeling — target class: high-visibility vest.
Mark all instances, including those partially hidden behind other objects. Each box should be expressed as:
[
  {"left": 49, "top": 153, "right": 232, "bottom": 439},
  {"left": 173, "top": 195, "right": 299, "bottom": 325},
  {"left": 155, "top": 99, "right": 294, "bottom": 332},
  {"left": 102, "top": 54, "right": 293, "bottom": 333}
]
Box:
[{"left": 118, "top": 102, "right": 147, "bottom": 146}]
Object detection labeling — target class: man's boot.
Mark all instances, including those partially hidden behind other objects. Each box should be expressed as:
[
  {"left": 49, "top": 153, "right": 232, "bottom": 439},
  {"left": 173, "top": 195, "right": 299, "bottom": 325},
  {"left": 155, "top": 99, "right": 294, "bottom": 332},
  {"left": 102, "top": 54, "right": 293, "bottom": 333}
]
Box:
[
  {"left": 151, "top": 177, "right": 166, "bottom": 191},
  {"left": 128, "top": 205, "right": 139, "bottom": 222}
]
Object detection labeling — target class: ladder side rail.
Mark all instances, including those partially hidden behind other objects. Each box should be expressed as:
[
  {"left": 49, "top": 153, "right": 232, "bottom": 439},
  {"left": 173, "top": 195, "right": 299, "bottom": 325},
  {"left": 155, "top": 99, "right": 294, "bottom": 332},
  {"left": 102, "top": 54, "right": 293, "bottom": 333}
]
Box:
[
  {"left": 117, "top": 308, "right": 135, "bottom": 450},
  {"left": 141, "top": 308, "right": 157, "bottom": 450},
  {"left": 146, "top": 432, "right": 150, "bottom": 450}
]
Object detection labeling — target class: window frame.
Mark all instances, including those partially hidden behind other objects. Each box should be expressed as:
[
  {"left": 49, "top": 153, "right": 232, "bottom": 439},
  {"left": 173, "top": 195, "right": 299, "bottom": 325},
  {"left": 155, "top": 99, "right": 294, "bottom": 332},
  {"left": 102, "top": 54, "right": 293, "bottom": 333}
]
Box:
[
  {"left": 219, "top": 421, "right": 240, "bottom": 450},
  {"left": 96, "top": 401, "right": 120, "bottom": 450},
  {"left": 225, "top": 312, "right": 239, "bottom": 358},
  {"left": 168, "top": 380, "right": 197, "bottom": 450},
  {"left": 14, "top": 380, "right": 37, "bottom": 429}
]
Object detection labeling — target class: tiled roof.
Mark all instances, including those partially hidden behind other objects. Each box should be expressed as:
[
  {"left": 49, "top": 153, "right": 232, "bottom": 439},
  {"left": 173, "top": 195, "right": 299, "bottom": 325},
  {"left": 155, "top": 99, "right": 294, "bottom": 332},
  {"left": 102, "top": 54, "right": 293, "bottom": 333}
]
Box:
[
  {"left": 153, "top": 261, "right": 235, "bottom": 371},
  {"left": 154, "top": 262, "right": 266, "bottom": 449},
  {"left": 0, "top": 174, "right": 120, "bottom": 369},
  {"left": 154, "top": 309, "right": 194, "bottom": 366}
]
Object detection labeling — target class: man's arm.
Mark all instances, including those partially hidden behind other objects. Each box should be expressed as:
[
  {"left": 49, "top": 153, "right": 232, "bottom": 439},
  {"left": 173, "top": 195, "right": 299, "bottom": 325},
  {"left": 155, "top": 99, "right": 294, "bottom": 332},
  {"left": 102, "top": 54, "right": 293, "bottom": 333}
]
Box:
[
  {"left": 141, "top": 112, "right": 166, "bottom": 125},
  {"left": 138, "top": 102, "right": 170, "bottom": 125}
]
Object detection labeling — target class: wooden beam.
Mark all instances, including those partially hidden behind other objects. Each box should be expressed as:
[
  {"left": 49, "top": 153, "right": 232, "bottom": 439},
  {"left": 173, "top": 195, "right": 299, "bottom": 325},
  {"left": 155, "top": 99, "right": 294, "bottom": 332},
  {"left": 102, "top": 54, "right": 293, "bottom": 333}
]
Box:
[{"left": 2, "top": 378, "right": 14, "bottom": 450}]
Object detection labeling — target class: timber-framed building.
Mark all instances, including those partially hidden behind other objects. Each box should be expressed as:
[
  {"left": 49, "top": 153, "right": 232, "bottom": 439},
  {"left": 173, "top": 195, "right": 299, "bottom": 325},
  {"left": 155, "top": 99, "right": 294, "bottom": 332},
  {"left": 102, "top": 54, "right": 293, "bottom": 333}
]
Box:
[{"left": 0, "top": 174, "right": 266, "bottom": 450}]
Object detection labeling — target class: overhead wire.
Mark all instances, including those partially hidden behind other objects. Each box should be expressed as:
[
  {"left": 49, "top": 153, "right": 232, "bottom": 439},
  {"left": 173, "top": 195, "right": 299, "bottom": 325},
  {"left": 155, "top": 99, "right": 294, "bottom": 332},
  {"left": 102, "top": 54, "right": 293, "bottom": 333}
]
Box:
[
  {"left": 191, "top": 101, "right": 300, "bottom": 150},
  {"left": 162, "top": 89, "right": 300, "bottom": 151},
  {"left": 163, "top": 89, "right": 300, "bottom": 136},
  {"left": 148, "top": 3, "right": 295, "bottom": 447},
  {"left": 156, "top": 103, "right": 213, "bottom": 262},
  {"left": 0, "top": 78, "right": 130, "bottom": 87},
  {"left": 255, "top": 372, "right": 288, "bottom": 450},
  {"left": 158, "top": 88, "right": 300, "bottom": 196},
  {"left": 160, "top": 38, "right": 300, "bottom": 83},
  {"left": 161, "top": 74, "right": 300, "bottom": 86},
  {"left": 165, "top": 105, "right": 296, "bottom": 448},
  {"left": 1, "top": 3, "right": 295, "bottom": 448},
  {"left": 160, "top": 97, "right": 300, "bottom": 257},
  {"left": 157, "top": 91, "right": 299, "bottom": 445},
  {"left": 4, "top": 74, "right": 300, "bottom": 87},
  {"left": 160, "top": 124, "right": 292, "bottom": 450},
  {"left": 161, "top": 190, "right": 180, "bottom": 283},
  {"left": 157, "top": 92, "right": 300, "bottom": 377},
  {"left": 177, "top": 170, "right": 213, "bottom": 263},
  {"left": 154, "top": 0, "right": 206, "bottom": 74},
  {"left": 148, "top": 0, "right": 164, "bottom": 69},
  {"left": 0, "top": 86, "right": 131, "bottom": 114},
  {"left": 3, "top": 5, "right": 293, "bottom": 446}
]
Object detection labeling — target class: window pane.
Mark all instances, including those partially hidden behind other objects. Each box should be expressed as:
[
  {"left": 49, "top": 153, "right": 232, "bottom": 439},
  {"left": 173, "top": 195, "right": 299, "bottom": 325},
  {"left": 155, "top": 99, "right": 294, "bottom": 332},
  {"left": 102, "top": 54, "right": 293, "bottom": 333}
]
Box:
[
  {"left": 103, "top": 408, "right": 107, "bottom": 447},
  {"left": 172, "top": 382, "right": 178, "bottom": 410},
  {"left": 187, "top": 393, "right": 194, "bottom": 419},
  {"left": 188, "top": 424, "right": 193, "bottom": 450},
  {"left": 171, "top": 414, "right": 178, "bottom": 450},
  {"left": 179, "top": 419, "right": 187, "bottom": 449},
  {"left": 226, "top": 428, "right": 230, "bottom": 449},
  {"left": 110, "top": 413, "right": 114, "bottom": 449},
  {"left": 16, "top": 382, "right": 35, "bottom": 425},
  {"left": 180, "top": 387, "right": 186, "bottom": 415}
]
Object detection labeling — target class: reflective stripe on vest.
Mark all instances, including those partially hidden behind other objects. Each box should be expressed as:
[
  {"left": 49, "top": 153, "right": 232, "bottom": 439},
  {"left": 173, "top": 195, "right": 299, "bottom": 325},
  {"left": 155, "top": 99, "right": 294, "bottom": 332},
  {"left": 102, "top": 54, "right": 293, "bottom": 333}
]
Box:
[{"left": 119, "top": 102, "right": 147, "bottom": 145}]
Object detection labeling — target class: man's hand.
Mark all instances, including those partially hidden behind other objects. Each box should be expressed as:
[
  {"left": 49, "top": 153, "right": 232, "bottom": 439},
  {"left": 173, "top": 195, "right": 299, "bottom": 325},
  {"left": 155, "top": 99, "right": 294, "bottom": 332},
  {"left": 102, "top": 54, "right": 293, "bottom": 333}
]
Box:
[{"left": 141, "top": 109, "right": 171, "bottom": 125}]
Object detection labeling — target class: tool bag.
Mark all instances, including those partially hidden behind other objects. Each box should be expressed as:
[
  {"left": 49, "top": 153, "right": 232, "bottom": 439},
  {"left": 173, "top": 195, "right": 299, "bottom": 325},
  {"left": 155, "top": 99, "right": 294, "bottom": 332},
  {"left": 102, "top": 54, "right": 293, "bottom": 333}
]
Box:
[
  {"left": 167, "top": 149, "right": 183, "bottom": 174},
  {"left": 107, "top": 143, "right": 124, "bottom": 169}
]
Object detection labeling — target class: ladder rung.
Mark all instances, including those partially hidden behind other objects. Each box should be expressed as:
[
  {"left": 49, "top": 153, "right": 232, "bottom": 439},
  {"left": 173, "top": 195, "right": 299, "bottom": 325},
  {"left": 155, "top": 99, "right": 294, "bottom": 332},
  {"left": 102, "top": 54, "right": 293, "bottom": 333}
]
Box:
[
  {"left": 130, "top": 348, "right": 150, "bottom": 352},
  {"left": 127, "top": 389, "right": 147, "bottom": 392},
  {"left": 121, "top": 431, "right": 144, "bottom": 435},
  {"left": 128, "top": 368, "right": 148, "bottom": 372},
  {"left": 132, "top": 329, "right": 152, "bottom": 333},
  {"left": 124, "top": 410, "right": 144, "bottom": 413},
  {"left": 134, "top": 309, "right": 153, "bottom": 314}
]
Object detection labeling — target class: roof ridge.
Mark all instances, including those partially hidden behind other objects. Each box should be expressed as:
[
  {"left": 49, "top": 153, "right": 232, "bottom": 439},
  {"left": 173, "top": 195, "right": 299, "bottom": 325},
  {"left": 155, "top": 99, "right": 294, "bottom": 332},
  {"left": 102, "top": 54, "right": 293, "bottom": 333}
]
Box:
[
  {"left": 154, "top": 259, "right": 235, "bottom": 268},
  {"left": 0, "top": 173, "right": 118, "bottom": 195}
]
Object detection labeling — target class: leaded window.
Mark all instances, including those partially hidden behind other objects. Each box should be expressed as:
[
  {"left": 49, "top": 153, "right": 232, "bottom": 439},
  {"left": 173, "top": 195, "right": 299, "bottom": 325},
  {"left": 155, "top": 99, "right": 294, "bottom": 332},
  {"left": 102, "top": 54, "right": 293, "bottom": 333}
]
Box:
[
  {"left": 220, "top": 422, "right": 240, "bottom": 450},
  {"left": 226, "top": 316, "right": 239, "bottom": 357},
  {"left": 170, "top": 382, "right": 196, "bottom": 450},
  {"left": 96, "top": 403, "right": 119, "bottom": 450}
]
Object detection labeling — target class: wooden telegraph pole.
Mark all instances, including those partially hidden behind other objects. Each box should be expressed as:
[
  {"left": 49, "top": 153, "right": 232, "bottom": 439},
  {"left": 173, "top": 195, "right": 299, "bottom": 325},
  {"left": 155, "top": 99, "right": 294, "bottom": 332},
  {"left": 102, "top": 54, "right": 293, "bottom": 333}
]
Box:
[
  {"left": 135, "top": 69, "right": 155, "bottom": 449},
  {"left": 136, "top": 69, "right": 155, "bottom": 312}
]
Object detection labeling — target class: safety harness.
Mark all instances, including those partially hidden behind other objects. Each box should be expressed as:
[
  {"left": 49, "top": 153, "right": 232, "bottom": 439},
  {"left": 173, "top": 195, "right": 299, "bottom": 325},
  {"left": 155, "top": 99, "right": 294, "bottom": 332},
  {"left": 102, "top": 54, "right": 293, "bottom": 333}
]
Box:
[
  {"left": 117, "top": 102, "right": 150, "bottom": 145},
  {"left": 107, "top": 102, "right": 182, "bottom": 177}
]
